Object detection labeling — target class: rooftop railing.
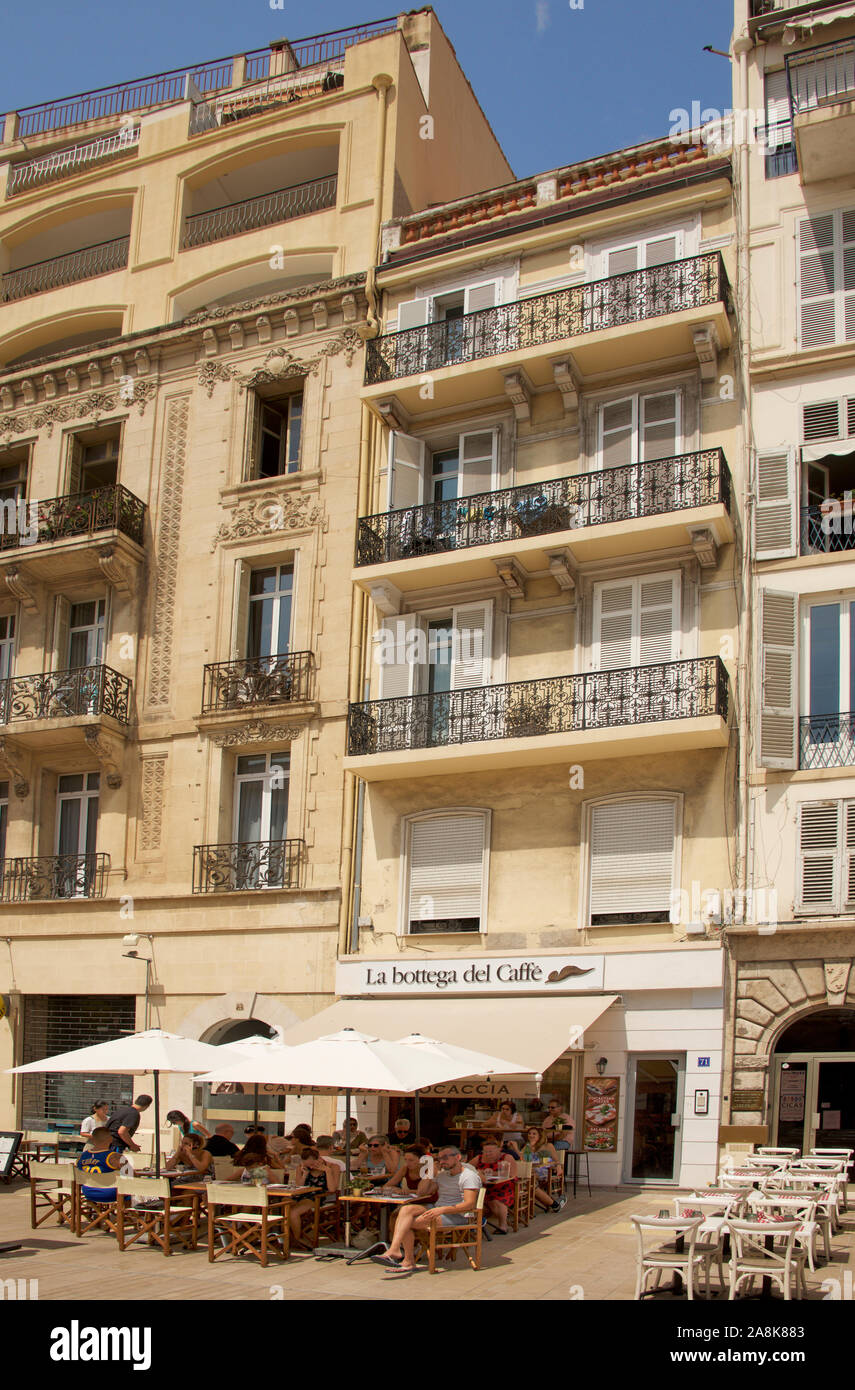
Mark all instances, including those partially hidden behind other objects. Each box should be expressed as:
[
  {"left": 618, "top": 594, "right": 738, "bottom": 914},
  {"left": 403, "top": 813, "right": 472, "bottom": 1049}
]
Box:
[
  {"left": 2, "top": 852, "right": 109, "bottom": 902},
  {"left": 787, "top": 36, "right": 855, "bottom": 113},
  {"left": 365, "top": 253, "right": 730, "bottom": 385},
  {"left": 0, "top": 485, "right": 146, "bottom": 552},
  {"left": 10, "top": 19, "right": 398, "bottom": 138},
  {"left": 192, "top": 838, "right": 305, "bottom": 893},
  {"left": 200, "top": 651, "right": 314, "bottom": 714},
  {"left": 8, "top": 126, "right": 140, "bottom": 195},
  {"left": 356, "top": 449, "right": 731, "bottom": 567},
  {"left": 0, "top": 664, "right": 132, "bottom": 726},
  {"left": 347, "top": 657, "right": 729, "bottom": 757},
  {"left": 0, "top": 235, "right": 129, "bottom": 302},
  {"left": 182, "top": 174, "right": 337, "bottom": 248}
]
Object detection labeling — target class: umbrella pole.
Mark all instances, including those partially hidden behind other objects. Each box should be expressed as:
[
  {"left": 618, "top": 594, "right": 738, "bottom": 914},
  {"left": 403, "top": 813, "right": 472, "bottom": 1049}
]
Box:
[
  {"left": 253, "top": 1084, "right": 259, "bottom": 1128},
  {"left": 344, "top": 1088, "right": 352, "bottom": 1248},
  {"left": 154, "top": 1070, "right": 161, "bottom": 1179},
  {"left": 415, "top": 1091, "right": 421, "bottom": 1143}
]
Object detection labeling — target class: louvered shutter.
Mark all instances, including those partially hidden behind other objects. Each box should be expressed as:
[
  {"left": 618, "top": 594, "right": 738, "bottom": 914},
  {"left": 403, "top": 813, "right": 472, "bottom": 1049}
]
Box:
[
  {"left": 798, "top": 802, "right": 839, "bottom": 911},
  {"left": 599, "top": 398, "right": 635, "bottom": 468},
  {"left": 843, "top": 208, "right": 855, "bottom": 341},
  {"left": 464, "top": 282, "right": 499, "bottom": 314},
  {"left": 754, "top": 450, "right": 796, "bottom": 559},
  {"left": 231, "top": 561, "right": 251, "bottom": 660},
  {"left": 589, "top": 799, "right": 676, "bottom": 922},
  {"left": 764, "top": 68, "right": 792, "bottom": 152},
  {"left": 845, "top": 802, "right": 855, "bottom": 909},
  {"left": 384, "top": 431, "right": 425, "bottom": 511},
  {"left": 759, "top": 588, "right": 799, "bottom": 769},
  {"left": 397, "top": 298, "right": 430, "bottom": 330},
  {"left": 638, "top": 575, "right": 679, "bottom": 665},
  {"left": 407, "top": 813, "right": 487, "bottom": 932},
  {"left": 377, "top": 615, "right": 419, "bottom": 699},
  {"left": 50, "top": 595, "right": 71, "bottom": 672},
  {"left": 450, "top": 600, "right": 492, "bottom": 689},
  {"left": 640, "top": 392, "right": 679, "bottom": 461},
  {"left": 594, "top": 581, "right": 634, "bottom": 670},
  {"left": 644, "top": 235, "right": 678, "bottom": 267},
  {"left": 608, "top": 246, "right": 638, "bottom": 276},
  {"left": 458, "top": 429, "right": 498, "bottom": 498},
  {"left": 803, "top": 400, "right": 841, "bottom": 441},
  {"left": 65, "top": 437, "right": 82, "bottom": 495},
  {"left": 800, "top": 215, "right": 837, "bottom": 348}
]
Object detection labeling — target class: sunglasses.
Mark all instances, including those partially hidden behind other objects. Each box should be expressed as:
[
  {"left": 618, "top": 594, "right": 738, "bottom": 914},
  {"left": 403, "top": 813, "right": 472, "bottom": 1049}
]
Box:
[{"left": 368, "top": 1143, "right": 383, "bottom": 1148}]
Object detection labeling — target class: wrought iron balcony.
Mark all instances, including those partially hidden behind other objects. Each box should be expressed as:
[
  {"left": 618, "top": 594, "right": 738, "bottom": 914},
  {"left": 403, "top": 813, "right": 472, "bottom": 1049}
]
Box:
[
  {"left": 0, "top": 236, "right": 129, "bottom": 302},
  {"left": 750, "top": 0, "right": 795, "bottom": 13},
  {"left": 800, "top": 713, "right": 855, "bottom": 769},
  {"left": 2, "top": 852, "right": 109, "bottom": 902},
  {"left": 787, "top": 37, "right": 855, "bottom": 113},
  {"left": 365, "top": 254, "right": 730, "bottom": 385},
  {"left": 0, "top": 664, "right": 132, "bottom": 726},
  {"left": 182, "top": 174, "right": 338, "bottom": 249},
  {"left": 192, "top": 838, "right": 305, "bottom": 893},
  {"left": 200, "top": 651, "right": 314, "bottom": 714},
  {"left": 348, "top": 657, "right": 729, "bottom": 757},
  {"left": 8, "top": 126, "right": 140, "bottom": 195},
  {"left": 356, "top": 449, "right": 731, "bottom": 567},
  {"left": 800, "top": 504, "right": 855, "bottom": 556},
  {"left": 0, "top": 486, "right": 145, "bottom": 553}
]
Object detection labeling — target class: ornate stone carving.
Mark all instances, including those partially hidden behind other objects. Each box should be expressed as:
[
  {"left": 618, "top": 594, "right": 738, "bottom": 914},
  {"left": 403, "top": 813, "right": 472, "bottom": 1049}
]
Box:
[
  {"left": 146, "top": 395, "right": 189, "bottom": 708},
  {"left": 179, "top": 273, "right": 366, "bottom": 326},
  {"left": 211, "top": 722, "right": 303, "bottom": 748},
  {"left": 0, "top": 736, "right": 30, "bottom": 798},
  {"left": 198, "top": 362, "right": 238, "bottom": 398},
  {"left": 0, "top": 382, "right": 156, "bottom": 441},
  {"left": 97, "top": 545, "right": 136, "bottom": 597},
  {"left": 138, "top": 755, "right": 167, "bottom": 853},
  {"left": 84, "top": 727, "right": 124, "bottom": 789},
  {"left": 211, "top": 491, "right": 322, "bottom": 550},
  {"left": 3, "top": 566, "right": 40, "bottom": 613},
  {"left": 237, "top": 331, "right": 363, "bottom": 391},
  {"left": 824, "top": 960, "right": 851, "bottom": 1005}
]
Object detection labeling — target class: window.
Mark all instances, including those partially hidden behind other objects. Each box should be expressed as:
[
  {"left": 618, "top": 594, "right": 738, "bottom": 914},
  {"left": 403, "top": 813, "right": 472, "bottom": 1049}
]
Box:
[
  {"left": 802, "top": 397, "right": 855, "bottom": 443},
  {"left": 798, "top": 210, "right": 855, "bottom": 349},
  {"left": 759, "top": 588, "right": 798, "bottom": 769},
  {"left": 247, "top": 566, "right": 293, "bottom": 660},
  {"left": 384, "top": 428, "right": 498, "bottom": 511},
  {"left": 67, "top": 426, "right": 121, "bottom": 493},
  {"left": 763, "top": 69, "right": 797, "bottom": 179},
  {"left": 797, "top": 800, "right": 855, "bottom": 914},
  {"left": 68, "top": 599, "right": 106, "bottom": 668},
  {"left": 396, "top": 281, "right": 500, "bottom": 331},
  {"left": 597, "top": 391, "right": 681, "bottom": 468},
  {"left": 0, "top": 448, "right": 28, "bottom": 505},
  {"left": 801, "top": 598, "right": 855, "bottom": 767},
  {"left": 0, "top": 614, "right": 15, "bottom": 681},
  {"left": 403, "top": 810, "right": 490, "bottom": 935},
  {"left": 56, "top": 772, "right": 100, "bottom": 898},
  {"left": 0, "top": 780, "right": 8, "bottom": 864},
  {"left": 233, "top": 752, "right": 290, "bottom": 889},
  {"left": 754, "top": 450, "right": 797, "bottom": 560},
  {"left": 377, "top": 601, "right": 493, "bottom": 700},
  {"left": 592, "top": 573, "right": 680, "bottom": 671},
  {"left": 247, "top": 391, "right": 303, "bottom": 479},
  {"left": 602, "top": 232, "right": 681, "bottom": 278},
  {"left": 587, "top": 797, "right": 678, "bottom": 926}
]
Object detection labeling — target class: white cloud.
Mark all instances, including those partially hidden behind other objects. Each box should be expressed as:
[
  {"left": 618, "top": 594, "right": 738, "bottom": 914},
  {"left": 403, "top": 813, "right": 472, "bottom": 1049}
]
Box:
[{"left": 536, "top": 1, "right": 550, "bottom": 34}]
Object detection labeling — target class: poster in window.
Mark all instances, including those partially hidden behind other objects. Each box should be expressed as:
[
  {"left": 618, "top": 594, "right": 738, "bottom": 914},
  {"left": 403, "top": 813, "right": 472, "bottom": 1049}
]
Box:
[
  {"left": 779, "top": 1067, "right": 806, "bottom": 1122},
  {"left": 582, "top": 1077, "right": 620, "bottom": 1153}
]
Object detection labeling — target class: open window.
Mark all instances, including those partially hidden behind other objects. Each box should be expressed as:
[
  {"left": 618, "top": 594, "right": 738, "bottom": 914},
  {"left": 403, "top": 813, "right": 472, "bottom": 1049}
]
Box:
[
  {"left": 396, "top": 280, "right": 501, "bottom": 332},
  {"left": 246, "top": 388, "right": 303, "bottom": 480},
  {"left": 0, "top": 447, "right": 29, "bottom": 504},
  {"left": 383, "top": 427, "right": 499, "bottom": 511},
  {"left": 66, "top": 425, "right": 121, "bottom": 494}
]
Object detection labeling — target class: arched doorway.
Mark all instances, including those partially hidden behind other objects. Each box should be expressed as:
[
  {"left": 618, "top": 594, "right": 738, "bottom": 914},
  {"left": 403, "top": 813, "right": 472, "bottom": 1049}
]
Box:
[
  {"left": 770, "top": 1008, "right": 855, "bottom": 1152},
  {"left": 196, "top": 1018, "right": 286, "bottom": 1135}
]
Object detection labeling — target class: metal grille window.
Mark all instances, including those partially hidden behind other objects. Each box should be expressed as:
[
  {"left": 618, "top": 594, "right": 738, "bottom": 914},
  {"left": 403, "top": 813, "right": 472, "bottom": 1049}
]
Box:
[
  {"left": 797, "top": 801, "right": 855, "bottom": 913},
  {"left": 405, "top": 811, "right": 489, "bottom": 935},
  {"left": 20, "top": 994, "right": 136, "bottom": 1130},
  {"left": 588, "top": 798, "right": 678, "bottom": 926}
]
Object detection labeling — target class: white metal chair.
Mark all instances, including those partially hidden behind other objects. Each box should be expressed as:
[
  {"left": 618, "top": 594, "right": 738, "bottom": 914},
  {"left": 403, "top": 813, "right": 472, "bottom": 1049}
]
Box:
[
  {"left": 631, "top": 1216, "right": 719, "bottom": 1301},
  {"left": 749, "top": 1192, "right": 826, "bottom": 1271},
  {"left": 757, "top": 1146, "right": 800, "bottom": 1159},
  {"left": 728, "top": 1218, "right": 807, "bottom": 1301}
]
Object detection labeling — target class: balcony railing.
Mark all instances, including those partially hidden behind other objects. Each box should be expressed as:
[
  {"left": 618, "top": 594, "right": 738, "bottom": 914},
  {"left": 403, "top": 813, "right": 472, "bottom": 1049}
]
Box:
[
  {"left": 0, "top": 235, "right": 129, "bottom": 302},
  {"left": 365, "top": 254, "right": 730, "bottom": 385},
  {"left": 182, "top": 174, "right": 337, "bottom": 249},
  {"left": 192, "top": 838, "right": 305, "bottom": 893},
  {"left": 800, "top": 505, "right": 855, "bottom": 556},
  {"left": 787, "top": 37, "right": 855, "bottom": 114},
  {"left": 750, "top": 0, "right": 796, "bottom": 13},
  {"left": 800, "top": 713, "right": 855, "bottom": 769},
  {"left": 356, "top": 449, "right": 731, "bottom": 567},
  {"left": 0, "top": 485, "right": 145, "bottom": 552},
  {"left": 347, "top": 657, "right": 729, "bottom": 757},
  {"left": 8, "top": 127, "right": 140, "bottom": 195},
  {"left": 0, "top": 664, "right": 132, "bottom": 725},
  {"left": 2, "top": 853, "right": 109, "bottom": 902},
  {"left": 200, "top": 652, "right": 314, "bottom": 714}
]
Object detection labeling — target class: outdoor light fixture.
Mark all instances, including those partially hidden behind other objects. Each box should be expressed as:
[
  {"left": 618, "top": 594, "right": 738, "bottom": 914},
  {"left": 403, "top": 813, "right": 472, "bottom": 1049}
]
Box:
[
  {"left": 121, "top": 935, "right": 153, "bottom": 1029},
  {"left": 596, "top": 1057, "right": 608, "bottom": 1075}
]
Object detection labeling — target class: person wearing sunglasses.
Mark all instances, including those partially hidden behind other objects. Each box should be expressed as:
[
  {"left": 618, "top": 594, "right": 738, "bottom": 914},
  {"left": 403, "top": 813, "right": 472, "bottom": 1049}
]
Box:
[{"left": 359, "top": 1134, "right": 399, "bottom": 1177}]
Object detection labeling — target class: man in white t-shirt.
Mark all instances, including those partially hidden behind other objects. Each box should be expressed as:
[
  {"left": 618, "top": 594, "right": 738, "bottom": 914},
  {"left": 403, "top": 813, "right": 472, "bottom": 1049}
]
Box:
[{"left": 372, "top": 1145, "right": 481, "bottom": 1271}]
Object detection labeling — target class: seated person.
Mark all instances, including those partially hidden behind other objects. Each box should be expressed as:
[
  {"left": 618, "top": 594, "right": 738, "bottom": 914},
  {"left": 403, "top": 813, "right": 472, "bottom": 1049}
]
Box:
[
  {"left": 164, "top": 1131, "right": 213, "bottom": 1177},
  {"left": 473, "top": 1137, "right": 517, "bottom": 1234},
  {"left": 284, "top": 1124, "right": 313, "bottom": 1155},
  {"left": 373, "top": 1146, "right": 481, "bottom": 1271},
  {"left": 205, "top": 1123, "right": 238, "bottom": 1158},
  {"left": 491, "top": 1100, "right": 524, "bottom": 1140},
  {"left": 316, "top": 1135, "right": 346, "bottom": 1171},
  {"left": 542, "top": 1098, "right": 575, "bottom": 1151},
  {"left": 290, "top": 1147, "right": 340, "bottom": 1248},
  {"left": 359, "top": 1134, "right": 399, "bottom": 1176},
  {"left": 166, "top": 1109, "right": 210, "bottom": 1140},
  {"left": 75, "top": 1127, "right": 126, "bottom": 1202},
  {"left": 520, "top": 1127, "right": 565, "bottom": 1214},
  {"left": 333, "top": 1117, "right": 368, "bottom": 1150},
  {"left": 383, "top": 1145, "right": 437, "bottom": 1201},
  {"left": 222, "top": 1132, "right": 284, "bottom": 1183},
  {"left": 391, "top": 1116, "right": 415, "bottom": 1149}
]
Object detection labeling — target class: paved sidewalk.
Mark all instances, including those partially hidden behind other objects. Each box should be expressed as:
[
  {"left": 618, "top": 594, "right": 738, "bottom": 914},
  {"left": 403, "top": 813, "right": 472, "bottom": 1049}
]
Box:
[{"left": 1, "top": 1182, "right": 851, "bottom": 1301}]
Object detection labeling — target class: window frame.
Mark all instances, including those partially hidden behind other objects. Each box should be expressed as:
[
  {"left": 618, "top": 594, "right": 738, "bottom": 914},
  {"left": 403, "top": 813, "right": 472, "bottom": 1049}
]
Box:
[
  {"left": 245, "top": 386, "right": 304, "bottom": 482},
  {"left": 580, "top": 792, "right": 683, "bottom": 930},
  {"left": 796, "top": 798, "right": 855, "bottom": 916},
  {"left": 399, "top": 807, "right": 491, "bottom": 938}
]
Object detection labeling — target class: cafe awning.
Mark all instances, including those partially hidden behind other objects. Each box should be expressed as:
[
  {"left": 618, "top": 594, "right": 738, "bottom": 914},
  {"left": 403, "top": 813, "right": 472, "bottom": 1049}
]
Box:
[{"left": 279, "top": 994, "right": 619, "bottom": 1076}]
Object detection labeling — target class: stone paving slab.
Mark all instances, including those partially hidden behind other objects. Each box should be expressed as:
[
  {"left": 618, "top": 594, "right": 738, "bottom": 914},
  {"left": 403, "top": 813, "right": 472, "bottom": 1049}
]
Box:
[{"left": 1, "top": 1182, "right": 852, "bottom": 1302}]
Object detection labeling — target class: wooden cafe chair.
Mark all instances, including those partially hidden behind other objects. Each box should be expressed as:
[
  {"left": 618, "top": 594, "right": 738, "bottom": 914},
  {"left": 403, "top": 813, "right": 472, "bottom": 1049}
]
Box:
[
  {"left": 116, "top": 1177, "right": 199, "bottom": 1256},
  {"left": 206, "top": 1182, "right": 288, "bottom": 1267},
  {"left": 73, "top": 1168, "right": 120, "bottom": 1239},
  {"left": 415, "top": 1186, "right": 486, "bottom": 1274},
  {"left": 29, "top": 1160, "right": 75, "bottom": 1230}
]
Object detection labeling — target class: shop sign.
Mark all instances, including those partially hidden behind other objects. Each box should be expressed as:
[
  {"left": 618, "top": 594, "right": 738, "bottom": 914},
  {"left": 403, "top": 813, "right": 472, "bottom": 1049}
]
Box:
[
  {"left": 731, "top": 1089, "right": 765, "bottom": 1112},
  {"left": 212, "top": 1083, "right": 289, "bottom": 1096},
  {"left": 779, "top": 1068, "right": 805, "bottom": 1122},
  {"left": 582, "top": 1076, "right": 620, "bottom": 1152},
  {"left": 336, "top": 954, "right": 604, "bottom": 997},
  {"left": 417, "top": 1079, "right": 531, "bottom": 1098}
]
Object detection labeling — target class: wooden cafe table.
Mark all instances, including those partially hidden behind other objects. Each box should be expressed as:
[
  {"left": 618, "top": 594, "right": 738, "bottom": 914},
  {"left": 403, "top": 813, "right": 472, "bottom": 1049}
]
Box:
[{"left": 337, "top": 1190, "right": 415, "bottom": 1245}]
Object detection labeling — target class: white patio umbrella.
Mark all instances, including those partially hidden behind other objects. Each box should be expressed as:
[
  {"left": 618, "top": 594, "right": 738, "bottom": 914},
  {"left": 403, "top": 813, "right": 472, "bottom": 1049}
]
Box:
[
  {"left": 8, "top": 1028, "right": 232, "bottom": 1176},
  {"left": 208, "top": 1032, "right": 283, "bottom": 1129},
  {"left": 392, "top": 1032, "right": 536, "bottom": 1141}
]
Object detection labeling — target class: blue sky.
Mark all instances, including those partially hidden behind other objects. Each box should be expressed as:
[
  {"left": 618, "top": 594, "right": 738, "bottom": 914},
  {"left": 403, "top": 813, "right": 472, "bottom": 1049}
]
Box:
[{"left": 3, "top": 0, "right": 735, "bottom": 177}]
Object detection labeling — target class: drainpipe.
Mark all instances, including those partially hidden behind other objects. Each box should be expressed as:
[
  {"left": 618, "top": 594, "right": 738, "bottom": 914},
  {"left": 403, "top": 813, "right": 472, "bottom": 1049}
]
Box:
[{"left": 364, "top": 74, "right": 393, "bottom": 338}]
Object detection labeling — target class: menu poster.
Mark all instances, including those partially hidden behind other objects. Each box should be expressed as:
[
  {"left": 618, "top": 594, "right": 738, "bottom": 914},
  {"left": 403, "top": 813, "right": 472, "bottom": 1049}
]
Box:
[
  {"left": 0, "top": 1131, "right": 22, "bottom": 1179},
  {"left": 582, "top": 1077, "right": 620, "bottom": 1153},
  {"left": 779, "top": 1067, "right": 806, "bottom": 1122}
]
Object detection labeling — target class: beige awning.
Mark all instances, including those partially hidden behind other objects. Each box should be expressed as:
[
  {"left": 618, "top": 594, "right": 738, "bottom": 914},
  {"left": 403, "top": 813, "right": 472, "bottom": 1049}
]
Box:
[{"left": 280, "top": 994, "right": 618, "bottom": 1076}]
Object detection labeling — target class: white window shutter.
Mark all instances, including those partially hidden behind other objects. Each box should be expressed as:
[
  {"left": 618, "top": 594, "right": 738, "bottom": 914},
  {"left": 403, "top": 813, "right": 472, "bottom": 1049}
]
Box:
[
  {"left": 800, "top": 215, "right": 837, "bottom": 348},
  {"left": 51, "top": 595, "right": 71, "bottom": 672},
  {"left": 644, "top": 235, "right": 678, "bottom": 267},
  {"left": 231, "top": 560, "right": 251, "bottom": 660},
  {"left": 802, "top": 400, "right": 841, "bottom": 441},
  {"left": 407, "top": 813, "right": 487, "bottom": 931},
  {"left": 759, "top": 588, "right": 799, "bottom": 769},
  {"left": 843, "top": 209, "right": 855, "bottom": 343},
  {"left": 397, "top": 297, "right": 430, "bottom": 331},
  {"left": 607, "top": 245, "right": 638, "bottom": 277},
  {"left": 764, "top": 68, "right": 792, "bottom": 150},
  {"left": 640, "top": 391, "right": 680, "bottom": 461},
  {"left": 464, "top": 282, "right": 499, "bottom": 314},
  {"left": 638, "top": 575, "right": 679, "bottom": 665},
  {"left": 594, "top": 580, "right": 634, "bottom": 670},
  {"left": 458, "top": 428, "right": 498, "bottom": 498},
  {"left": 589, "top": 799, "right": 676, "bottom": 921},
  {"left": 450, "top": 600, "right": 492, "bottom": 689},
  {"left": 377, "top": 615, "right": 419, "bottom": 699},
  {"left": 798, "top": 802, "right": 839, "bottom": 911},
  {"left": 845, "top": 802, "right": 855, "bottom": 908},
  {"left": 754, "top": 450, "right": 796, "bottom": 559},
  {"left": 599, "top": 398, "right": 636, "bottom": 468},
  {"left": 384, "top": 431, "right": 425, "bottom": 511}
]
